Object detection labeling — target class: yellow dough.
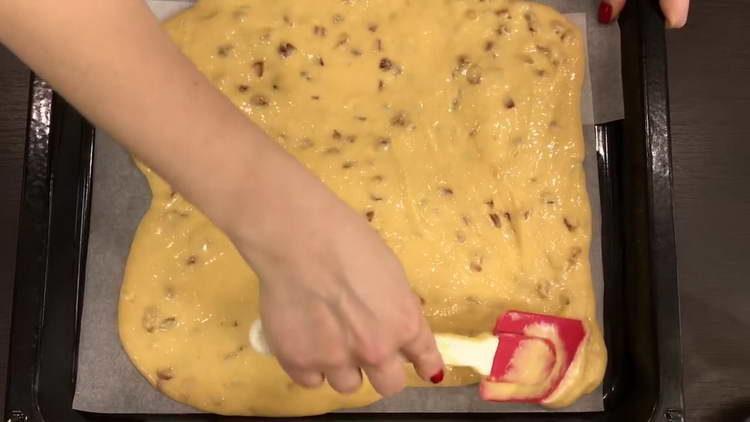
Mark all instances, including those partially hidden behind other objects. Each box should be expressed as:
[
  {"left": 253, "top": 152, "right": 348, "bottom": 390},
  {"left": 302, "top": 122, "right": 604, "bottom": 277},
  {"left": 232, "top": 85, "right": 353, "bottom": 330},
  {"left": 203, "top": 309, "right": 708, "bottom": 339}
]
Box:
[{"left": 118, "top": 0, "right": 606, "bottom": 416}]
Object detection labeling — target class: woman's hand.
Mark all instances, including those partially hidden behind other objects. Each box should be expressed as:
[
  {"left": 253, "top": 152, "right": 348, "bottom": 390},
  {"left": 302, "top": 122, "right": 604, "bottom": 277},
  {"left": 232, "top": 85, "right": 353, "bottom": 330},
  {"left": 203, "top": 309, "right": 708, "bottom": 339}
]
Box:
[
  {"left": 599, "top": 0, "right": 690, "bottom": 28},
  {"left": 230, "top": 145, "right": 445, "bottom": 397}
]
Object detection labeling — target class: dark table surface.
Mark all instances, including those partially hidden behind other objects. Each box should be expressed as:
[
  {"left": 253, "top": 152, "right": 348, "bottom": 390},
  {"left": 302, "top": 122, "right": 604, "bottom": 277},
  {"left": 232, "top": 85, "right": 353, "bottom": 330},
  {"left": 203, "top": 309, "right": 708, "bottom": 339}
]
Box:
[{"left": 1, "top": 2, "right": 749, "bottom": 421}]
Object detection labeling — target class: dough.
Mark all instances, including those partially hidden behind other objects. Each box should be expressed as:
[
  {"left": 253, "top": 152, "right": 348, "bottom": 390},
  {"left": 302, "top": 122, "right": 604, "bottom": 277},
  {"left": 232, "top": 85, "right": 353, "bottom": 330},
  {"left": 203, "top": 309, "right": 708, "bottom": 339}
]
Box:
[{"left": 118, "top": 0, "right": 606, "bottom": 416}]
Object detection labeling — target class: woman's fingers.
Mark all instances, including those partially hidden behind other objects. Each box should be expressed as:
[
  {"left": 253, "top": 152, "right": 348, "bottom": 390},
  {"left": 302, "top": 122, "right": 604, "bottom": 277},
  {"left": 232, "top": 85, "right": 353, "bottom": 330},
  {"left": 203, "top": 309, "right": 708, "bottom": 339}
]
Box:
[
  {"left": 660, "top": 0, "right": 689, "bottom": 28},
  {"left": 400, "top": 315, "right": 445, "bottom": 383},
  {"left": 364, "top": 356, "right": 407, "bottom": 397},
  {"left": 601, "top": 0, "right": 689, "bottom": 28},
  {"left": 326, "top": 366, "right": 364, "bottom": 394},
  {"left": 286, "top": 369, "right": 325, "bottom": 389}
]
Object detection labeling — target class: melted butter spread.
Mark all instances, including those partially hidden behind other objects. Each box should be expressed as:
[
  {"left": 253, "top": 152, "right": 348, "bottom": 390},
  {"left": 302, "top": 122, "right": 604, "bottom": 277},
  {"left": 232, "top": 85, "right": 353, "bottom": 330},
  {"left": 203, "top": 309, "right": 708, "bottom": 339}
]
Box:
[
  {"left": 505, "top": 338, "right": 555, "bottom": 385},
  {"left": 118, "top": 0, "right": 606, "bottom": 416}
]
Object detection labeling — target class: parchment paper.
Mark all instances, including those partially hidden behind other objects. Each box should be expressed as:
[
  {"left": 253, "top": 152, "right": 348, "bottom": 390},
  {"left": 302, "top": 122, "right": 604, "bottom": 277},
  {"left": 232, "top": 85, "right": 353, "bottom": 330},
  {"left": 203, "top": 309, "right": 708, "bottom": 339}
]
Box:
[{"left": 73, "top": 0, "right": 621, "bottom": 414}]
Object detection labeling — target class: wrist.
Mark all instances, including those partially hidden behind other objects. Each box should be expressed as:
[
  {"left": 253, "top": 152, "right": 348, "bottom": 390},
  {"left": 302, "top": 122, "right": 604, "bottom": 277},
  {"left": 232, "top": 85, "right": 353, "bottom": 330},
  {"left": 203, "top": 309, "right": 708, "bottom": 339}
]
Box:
[
  {"left": 228, "top": 160, "right": 347, "bottom": 268},
  {"left": 217, "top": 139, "right": 328, "bottom": 247}
]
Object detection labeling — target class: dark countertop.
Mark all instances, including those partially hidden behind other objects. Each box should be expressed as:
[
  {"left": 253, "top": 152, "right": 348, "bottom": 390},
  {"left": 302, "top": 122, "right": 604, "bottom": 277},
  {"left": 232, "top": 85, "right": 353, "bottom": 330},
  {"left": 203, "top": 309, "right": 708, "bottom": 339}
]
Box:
[
  {"left": 666, "top": 2, "right": 750, "bottom": 419},
  {"left": 1, "top": 1, "right": 748, "bottom": 420},
  {"left": 0, "top": 41, "right": 28, "bottom": 421}
]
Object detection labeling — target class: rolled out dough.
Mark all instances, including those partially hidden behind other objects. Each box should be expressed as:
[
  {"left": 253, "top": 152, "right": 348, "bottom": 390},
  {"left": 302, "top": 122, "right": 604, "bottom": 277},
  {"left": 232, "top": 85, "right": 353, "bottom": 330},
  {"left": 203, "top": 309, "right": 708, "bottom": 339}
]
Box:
[{"left": 118, "top": 0, "right": 606, "bottom": 416}]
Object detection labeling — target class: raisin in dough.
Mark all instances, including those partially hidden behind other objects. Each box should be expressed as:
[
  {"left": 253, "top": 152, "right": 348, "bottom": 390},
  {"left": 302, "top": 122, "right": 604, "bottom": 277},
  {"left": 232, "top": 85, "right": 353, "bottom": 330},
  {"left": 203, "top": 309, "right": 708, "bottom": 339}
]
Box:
[{"left": 118, "top": 0, "right": 606, "bottom": 416}]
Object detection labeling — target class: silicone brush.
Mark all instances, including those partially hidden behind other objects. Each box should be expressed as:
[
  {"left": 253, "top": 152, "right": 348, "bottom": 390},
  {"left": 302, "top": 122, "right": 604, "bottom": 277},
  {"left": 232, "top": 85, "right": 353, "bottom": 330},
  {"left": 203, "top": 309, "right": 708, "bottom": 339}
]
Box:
[
  {"left": 248, "top": 310, "right": 586, "bottom": 403},
  {"left": 479, "top": 311, "right": 588, "bottom": 403}
]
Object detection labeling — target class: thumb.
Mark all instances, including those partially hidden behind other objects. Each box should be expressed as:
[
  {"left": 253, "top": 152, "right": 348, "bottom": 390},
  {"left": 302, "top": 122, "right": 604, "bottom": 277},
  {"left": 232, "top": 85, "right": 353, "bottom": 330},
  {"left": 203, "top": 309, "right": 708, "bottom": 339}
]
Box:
[{"left": 660, "top": 0, "right": 689, "bottom": 28}]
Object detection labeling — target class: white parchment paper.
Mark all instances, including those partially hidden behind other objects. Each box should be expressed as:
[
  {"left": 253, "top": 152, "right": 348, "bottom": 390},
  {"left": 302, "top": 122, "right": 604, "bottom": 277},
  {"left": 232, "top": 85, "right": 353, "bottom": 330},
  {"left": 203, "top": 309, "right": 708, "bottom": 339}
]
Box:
[{"left": 73, "top": 0, "right": 621, "bottom": 414}]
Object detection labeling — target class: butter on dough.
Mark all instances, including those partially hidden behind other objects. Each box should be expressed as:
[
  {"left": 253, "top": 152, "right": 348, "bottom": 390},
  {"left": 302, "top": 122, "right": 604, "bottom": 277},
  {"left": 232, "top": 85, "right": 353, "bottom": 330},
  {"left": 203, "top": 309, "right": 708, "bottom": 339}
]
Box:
[{"left": 118, "top": 0, "right": 606, "bottom": 416}]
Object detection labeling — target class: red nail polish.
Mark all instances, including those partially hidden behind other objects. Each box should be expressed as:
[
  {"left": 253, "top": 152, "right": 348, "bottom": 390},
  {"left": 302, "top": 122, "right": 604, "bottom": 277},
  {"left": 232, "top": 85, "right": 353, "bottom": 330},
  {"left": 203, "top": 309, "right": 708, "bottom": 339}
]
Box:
[
  {"left": 598, "top": 2, "right": 613, "bottom": 24},
  {"left": 430, "top": 369, "right": 444, "bottom": 384}
]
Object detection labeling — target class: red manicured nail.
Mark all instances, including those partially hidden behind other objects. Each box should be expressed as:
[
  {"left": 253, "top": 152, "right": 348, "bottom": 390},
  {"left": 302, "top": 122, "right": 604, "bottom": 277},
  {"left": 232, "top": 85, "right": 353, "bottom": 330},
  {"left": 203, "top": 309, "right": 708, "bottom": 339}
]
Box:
[
  {"left": 430, "top": 369, "right": 444, "bottom": 384},
  {"left": 598, "top": 2, "right": 613, "bottom": 24}
]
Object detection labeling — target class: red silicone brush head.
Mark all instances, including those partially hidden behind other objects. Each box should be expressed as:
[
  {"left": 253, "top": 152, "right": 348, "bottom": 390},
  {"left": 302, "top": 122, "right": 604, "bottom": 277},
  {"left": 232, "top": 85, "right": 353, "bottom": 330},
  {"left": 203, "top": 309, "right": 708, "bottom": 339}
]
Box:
[
  {"left": 488, "top": 332, "right": 556, "bottom": 384},
  {"left": 480, "top": 311, "right": 587, "bottom": 403}
]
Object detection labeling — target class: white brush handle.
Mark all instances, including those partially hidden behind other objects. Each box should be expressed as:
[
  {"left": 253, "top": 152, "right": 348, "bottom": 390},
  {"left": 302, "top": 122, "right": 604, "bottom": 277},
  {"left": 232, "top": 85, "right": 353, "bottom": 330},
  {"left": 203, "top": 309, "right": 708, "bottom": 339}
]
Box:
[
  {"left": 435, "top": 333, "right": 498, "bottom": 376},
  {"left": 249, "top": 320, "right": 496, "bottom": 376}
]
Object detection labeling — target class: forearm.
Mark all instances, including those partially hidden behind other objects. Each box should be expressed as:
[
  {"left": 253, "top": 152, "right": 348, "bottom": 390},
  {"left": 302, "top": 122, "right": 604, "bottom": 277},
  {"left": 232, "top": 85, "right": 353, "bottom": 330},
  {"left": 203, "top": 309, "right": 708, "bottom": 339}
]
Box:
[{"left": 0, "top": 0, "right": 327, "bottom": 242}]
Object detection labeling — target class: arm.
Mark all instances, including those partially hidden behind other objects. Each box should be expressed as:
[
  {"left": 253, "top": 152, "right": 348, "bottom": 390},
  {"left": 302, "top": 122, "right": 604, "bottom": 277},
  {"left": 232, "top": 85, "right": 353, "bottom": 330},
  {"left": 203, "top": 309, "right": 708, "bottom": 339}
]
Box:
[
  {"left": 0, "top": 1, "right": 282, "bottom": 235},
  {"left": 0, "top": 0, "right": 443, "bottom": 395}
]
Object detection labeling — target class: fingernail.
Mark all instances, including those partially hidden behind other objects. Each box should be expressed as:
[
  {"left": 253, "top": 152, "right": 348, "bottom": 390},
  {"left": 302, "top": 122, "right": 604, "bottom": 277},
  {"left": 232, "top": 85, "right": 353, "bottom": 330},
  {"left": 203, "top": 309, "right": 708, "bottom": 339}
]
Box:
[
  {"left": 598, "top": 2, "right": 613, "bottom": 24},
  {"left": 430, "top": 369, "right": 444, "bottom": 384}
]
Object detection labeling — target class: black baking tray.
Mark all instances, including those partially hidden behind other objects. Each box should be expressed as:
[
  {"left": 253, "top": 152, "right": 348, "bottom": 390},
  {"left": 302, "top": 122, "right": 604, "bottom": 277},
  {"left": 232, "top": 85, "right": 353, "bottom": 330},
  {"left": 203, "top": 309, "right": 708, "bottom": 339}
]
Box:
[{"left": 3, "top": 0, "right": 684, "bottom": 420}]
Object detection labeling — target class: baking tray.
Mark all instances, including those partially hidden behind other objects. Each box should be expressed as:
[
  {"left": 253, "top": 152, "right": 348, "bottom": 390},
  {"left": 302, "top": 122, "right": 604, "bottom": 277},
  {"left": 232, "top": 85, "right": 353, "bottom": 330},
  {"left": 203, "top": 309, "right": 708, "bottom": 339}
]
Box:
[{"left": 3, "top": 0, "right": 684, "bottom": 420}]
